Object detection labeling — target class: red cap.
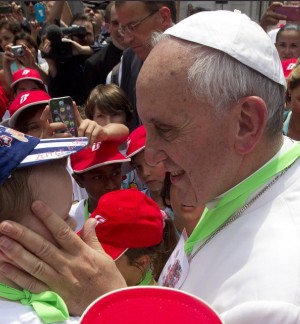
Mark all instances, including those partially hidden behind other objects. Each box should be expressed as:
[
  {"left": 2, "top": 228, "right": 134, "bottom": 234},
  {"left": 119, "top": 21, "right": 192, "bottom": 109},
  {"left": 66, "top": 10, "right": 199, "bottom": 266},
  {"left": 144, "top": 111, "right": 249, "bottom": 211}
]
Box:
[
  {"left": 80, "top": 286, "right": 223, "bottom": 324},
  {"left": 126, "top": 125, "right": 146, "bottom": 158},
  {"left": 281, "top": 58, "right": 297, "bottom": 78},
  {"left": 11, "top": 68, "right": 46, "bottom": 91},
  {"left": 70, "top": 141, "right": 130, "bottom": 173},
  {"left": 90, "top": 188, "right": 164, "bottom": 260},
  {"left": 8, "top": 90, "right": 51, "bottom": 127}
]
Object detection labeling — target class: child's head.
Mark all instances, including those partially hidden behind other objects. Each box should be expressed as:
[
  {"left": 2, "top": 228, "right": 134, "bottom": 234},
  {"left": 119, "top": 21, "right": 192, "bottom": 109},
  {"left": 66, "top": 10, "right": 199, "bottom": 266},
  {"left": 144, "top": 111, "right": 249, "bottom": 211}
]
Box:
[
  {"left": 11, "top": 68, "right": 47, "bottom": 97},
  {"left": 70, "top": 141, "right": 130, "bottom": 207},
  {"left": 0, "top": 126, "right": 88, "bottom": 246},
  {"left": 84, "top": 84, "right": 133, "bottom": 126},
  {"left": 161, "top": 173, "right": 204, "bottom": 235},
  {"left": 89, "top": 188, "right": 178, "bottom": 286},
  {"left": 127, "top": 125, "right": 166, "bottom": 193},
  {"left": 8, "top": 90, "right": 51, "bottom": 137}
]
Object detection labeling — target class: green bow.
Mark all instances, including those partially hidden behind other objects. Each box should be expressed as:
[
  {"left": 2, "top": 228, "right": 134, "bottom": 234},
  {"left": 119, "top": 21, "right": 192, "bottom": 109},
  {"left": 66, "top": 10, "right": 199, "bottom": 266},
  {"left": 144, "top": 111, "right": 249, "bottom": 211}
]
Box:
[
  {"left": 138, "top": 269, "right": 153, "bottom": 286},
  {"left": 0, "top": 283, "right": 69, "bottom": 323}
]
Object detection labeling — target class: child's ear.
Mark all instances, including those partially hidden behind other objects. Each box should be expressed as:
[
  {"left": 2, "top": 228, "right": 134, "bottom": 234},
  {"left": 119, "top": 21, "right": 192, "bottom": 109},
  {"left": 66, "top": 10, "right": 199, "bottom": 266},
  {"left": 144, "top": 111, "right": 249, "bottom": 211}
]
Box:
[
  {"left": 135, "top": 255, "right": 151, "bottom": 272},
  {"left": 72, "top": 173, "right": 84, "bottom": 188}
]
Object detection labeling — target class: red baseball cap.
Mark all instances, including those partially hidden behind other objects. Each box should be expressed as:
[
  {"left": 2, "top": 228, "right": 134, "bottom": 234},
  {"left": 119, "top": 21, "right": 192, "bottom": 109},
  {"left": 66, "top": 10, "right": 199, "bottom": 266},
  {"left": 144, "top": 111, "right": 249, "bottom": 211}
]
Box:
[
  {"left": 126, "top": 125, "right": 146, "bottom": 158},
  {"left": 70, "top": 141, "right": 130, "bottom": 173},
  {"left": 281, "top": 58, "right": 297, "bottom": 78},
  {"left": 11, "top": 68, "right": 46, "bottom": 91},
  {"left": 80, "top": 286, "right": 223, "bottom": 324},
  {"left": 90, "top": 188, "right": 164, "bottom": 260},
  {"left": 8, "top": 90, "right": 51, "bottom": 127}
]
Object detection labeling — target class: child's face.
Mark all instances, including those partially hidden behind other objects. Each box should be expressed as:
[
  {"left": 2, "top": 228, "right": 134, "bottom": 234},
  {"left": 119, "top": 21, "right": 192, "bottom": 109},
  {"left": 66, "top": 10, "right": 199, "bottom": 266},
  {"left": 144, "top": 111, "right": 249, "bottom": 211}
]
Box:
[
  {"left": 93, "top": 107, "right": 127, "bottom": 126},
  {"left": 19, "top": 107, "right": 44, "bottom": 137},
  {"left": 15, "top": 80, "right": 41, "bottom": 97},
  {"left": 115, "top": 254, "right": 149, "bottom": 286},
  {"left": 77, "top": 164, "right": 122, "bottom": 205},
  {"left": 170, "top": 183, "right": 204, "bottom": 234},
  {"left": 131, "top": 151, "right": 166, "bottom": 192},
  {"left": 20, "top": 163, "right": 75, "bottom": 247}
]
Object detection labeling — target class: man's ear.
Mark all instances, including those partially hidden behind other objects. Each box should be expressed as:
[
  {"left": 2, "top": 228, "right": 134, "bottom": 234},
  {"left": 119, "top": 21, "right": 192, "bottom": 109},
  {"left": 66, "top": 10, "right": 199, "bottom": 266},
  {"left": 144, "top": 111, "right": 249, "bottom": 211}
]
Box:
[
  {"left": 234, "top": 96, "right": 268, "bottom": 155},
  {"left": 158, "top": 6, "right": 173, "bottom": 30},
  {"left": 72, "top": 173, "right": 84, "bottom": 188}
]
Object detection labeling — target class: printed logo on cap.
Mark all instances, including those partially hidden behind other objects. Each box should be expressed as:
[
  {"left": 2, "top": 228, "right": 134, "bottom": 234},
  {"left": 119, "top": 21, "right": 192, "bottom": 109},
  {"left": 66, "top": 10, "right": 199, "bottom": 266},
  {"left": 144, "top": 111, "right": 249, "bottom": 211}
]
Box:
[
  {"left": 20, "top": 93, "right": 30, "bottom": 104},
  {"left": 92, "top": 142, "right": 101, "bottom": 152},
  {"left": 22, "top": 69, "right": 30, "bottom": 76},
  {"left": 94, "top": 214, "right": 106, "bottom": 224},
  {"left": 287, "top": 63, "right": 296, "bottom": 71}
]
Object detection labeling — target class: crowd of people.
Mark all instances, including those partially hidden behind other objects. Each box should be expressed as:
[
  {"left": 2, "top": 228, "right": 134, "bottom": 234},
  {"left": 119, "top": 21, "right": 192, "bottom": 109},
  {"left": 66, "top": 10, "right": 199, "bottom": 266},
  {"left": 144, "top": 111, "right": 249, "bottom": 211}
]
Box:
[{"left": 1, "top": 0, "right": 300, "bottom": 323}]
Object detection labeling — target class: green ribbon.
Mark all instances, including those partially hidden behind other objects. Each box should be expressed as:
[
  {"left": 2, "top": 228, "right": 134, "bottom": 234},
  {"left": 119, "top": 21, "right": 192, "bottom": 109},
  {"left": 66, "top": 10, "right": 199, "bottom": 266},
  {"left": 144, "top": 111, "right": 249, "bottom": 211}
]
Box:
[
  {"left": 185, "top": 141, "right": 300, "bottom": 255},
  {"left": 84, "top": 199, "right": 89, "bottom": 221},
  {"left": 0, "top": 283, "right": 69, "bottom": 323},
  {"left": 138, "top": 269, "right": 153, "bottom": 286}
]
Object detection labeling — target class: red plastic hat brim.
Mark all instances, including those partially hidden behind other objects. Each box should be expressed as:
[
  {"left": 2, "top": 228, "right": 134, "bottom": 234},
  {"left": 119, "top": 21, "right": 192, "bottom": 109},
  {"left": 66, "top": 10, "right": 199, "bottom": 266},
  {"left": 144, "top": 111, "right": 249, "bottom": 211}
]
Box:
[
  {"left": 80, "top": 286, "right": 223, "bottom": 324},
  {"left": 100, "top": 242, "right": 127, "bottom": 261}
]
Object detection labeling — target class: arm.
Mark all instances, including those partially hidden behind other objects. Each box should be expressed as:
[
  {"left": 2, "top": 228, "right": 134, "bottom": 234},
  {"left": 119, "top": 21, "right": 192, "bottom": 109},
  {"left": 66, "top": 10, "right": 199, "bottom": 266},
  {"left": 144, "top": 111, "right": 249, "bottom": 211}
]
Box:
[
  {"left": 46, "top": 0, "right": 72, "bottom": 27},
  {"left": 260, "top": 2, "right": 286, "bottom": 32},
  {"left": 78, "top": 119, "right": 129, "bottom": 145},
  {"left": 0, "top": 200, "right": 127, "bottom": 316},
  {"left": 101, "top": 123, "right": 129, "bottom": 141},
  {"left": 15, "top": 43, "right": 49, "bottom": 85},
  {"left": 1, "top": 44, "right": 15, "bottom": 99},
  {"left": 40, "top": 104, "right": 129, "bottom": 145}
]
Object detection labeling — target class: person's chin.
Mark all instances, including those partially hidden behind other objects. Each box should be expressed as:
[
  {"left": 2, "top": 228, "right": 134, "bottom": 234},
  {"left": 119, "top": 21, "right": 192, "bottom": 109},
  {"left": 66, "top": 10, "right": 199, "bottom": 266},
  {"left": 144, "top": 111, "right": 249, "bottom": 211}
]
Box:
[{"left": 174, "top": 178, "right": 197, "bottom": 207}]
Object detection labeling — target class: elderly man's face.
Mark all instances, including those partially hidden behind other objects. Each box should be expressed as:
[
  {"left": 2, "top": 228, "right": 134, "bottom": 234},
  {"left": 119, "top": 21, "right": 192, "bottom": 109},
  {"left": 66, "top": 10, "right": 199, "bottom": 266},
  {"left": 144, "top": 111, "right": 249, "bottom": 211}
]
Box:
[
  {"left": 137, "top": 39, "right": 235, "bottom": 206},
  {"left": 116, "top": 2, "right": 161, "bottom": 61}
]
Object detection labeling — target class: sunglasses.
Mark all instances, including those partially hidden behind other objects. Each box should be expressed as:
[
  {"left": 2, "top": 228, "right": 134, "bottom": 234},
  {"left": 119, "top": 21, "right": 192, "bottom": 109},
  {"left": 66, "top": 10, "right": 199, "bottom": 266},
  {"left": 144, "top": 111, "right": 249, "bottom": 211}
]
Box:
[{"left": 24, "top": 1, "right": 38, "bottom": 6}]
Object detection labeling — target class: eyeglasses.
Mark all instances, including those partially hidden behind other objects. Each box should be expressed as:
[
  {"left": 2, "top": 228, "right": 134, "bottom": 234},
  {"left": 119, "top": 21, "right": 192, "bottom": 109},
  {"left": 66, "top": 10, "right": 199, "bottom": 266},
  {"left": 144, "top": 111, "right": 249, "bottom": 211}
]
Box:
[{"left": 119, "top": 9, "right": 159, "bottom": 36}]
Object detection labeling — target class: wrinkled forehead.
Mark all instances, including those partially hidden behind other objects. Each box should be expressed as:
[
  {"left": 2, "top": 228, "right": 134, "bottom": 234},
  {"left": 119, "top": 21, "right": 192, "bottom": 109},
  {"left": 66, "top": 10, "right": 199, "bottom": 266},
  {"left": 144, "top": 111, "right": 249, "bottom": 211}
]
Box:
[
  {"left": 137, "top": 37, "right": 191, "bottom": 93},
  {"left": 137, "top": 38, "right": 194, "bottom": 124}
]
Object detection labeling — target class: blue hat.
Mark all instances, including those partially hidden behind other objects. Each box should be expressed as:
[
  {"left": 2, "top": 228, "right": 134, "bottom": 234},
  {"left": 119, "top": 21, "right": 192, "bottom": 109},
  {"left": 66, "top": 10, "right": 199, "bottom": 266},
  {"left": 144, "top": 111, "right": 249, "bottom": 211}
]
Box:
[{"left": 0, "top": 126, "right": 88, "bottom": 185}]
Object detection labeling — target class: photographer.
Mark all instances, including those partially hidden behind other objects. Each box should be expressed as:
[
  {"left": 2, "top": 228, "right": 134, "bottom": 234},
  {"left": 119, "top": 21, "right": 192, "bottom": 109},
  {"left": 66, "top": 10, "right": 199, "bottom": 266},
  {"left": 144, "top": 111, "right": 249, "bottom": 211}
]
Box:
[{"left": 42, "top": 13, "right": 95, "bottom": 105}]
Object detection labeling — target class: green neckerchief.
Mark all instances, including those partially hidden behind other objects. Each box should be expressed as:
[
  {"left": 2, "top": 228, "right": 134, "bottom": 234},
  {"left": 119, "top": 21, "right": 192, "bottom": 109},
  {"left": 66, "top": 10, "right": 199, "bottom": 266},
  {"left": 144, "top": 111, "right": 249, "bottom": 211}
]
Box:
[
  {"left": 0, "top": 283, "right": 69, "bottom": 323},
  {"left": 84, "top": 199, "right": 89, "bottom": 221},
  {"left": 185, "top": 141, "right": 300, "bottom": 255},
  {"left": 138, "top": 269, "right": 153, "bottom": 286}
]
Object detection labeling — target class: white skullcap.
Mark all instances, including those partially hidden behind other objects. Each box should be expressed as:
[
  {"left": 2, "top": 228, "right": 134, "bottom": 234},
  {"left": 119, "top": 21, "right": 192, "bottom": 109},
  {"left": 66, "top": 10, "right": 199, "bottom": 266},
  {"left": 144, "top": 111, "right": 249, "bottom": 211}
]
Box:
[{"left": 164, "top": 10, "right": 286, "bottom": 87}]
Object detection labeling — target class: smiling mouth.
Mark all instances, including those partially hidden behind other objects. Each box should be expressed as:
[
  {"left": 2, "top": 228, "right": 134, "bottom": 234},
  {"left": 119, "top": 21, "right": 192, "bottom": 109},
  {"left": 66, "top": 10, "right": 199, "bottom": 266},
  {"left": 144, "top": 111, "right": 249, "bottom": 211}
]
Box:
[{"left": 170, "top": 170, "right": 184, "bottom": 177}]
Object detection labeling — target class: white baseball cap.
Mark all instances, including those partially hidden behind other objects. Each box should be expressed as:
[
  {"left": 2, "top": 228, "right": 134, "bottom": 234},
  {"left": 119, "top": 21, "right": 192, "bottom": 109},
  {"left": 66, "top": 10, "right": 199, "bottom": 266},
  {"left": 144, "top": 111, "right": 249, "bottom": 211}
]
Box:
[{"left": 164, "top": 10, "right": 286, "bottom": 87}]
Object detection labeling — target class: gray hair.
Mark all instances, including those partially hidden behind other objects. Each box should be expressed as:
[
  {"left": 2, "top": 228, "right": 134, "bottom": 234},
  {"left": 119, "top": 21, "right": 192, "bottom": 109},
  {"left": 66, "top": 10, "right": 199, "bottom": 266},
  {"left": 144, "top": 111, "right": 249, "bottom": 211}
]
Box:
[{"left": 151, "top": 33, "right": 286, "bottom": 137}]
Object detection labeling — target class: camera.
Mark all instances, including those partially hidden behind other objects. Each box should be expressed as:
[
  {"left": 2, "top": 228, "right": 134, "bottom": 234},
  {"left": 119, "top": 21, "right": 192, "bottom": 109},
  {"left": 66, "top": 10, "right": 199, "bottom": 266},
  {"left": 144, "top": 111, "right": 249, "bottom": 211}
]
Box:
[
  {"left": 61, "top": 25, "right": 87, "bottom": 39},
  {"left": 11, "top": 45, "right": 24, "bottom": 57},
  {"left": 42, "top": 24, "right": 87, "bottom": 61}
]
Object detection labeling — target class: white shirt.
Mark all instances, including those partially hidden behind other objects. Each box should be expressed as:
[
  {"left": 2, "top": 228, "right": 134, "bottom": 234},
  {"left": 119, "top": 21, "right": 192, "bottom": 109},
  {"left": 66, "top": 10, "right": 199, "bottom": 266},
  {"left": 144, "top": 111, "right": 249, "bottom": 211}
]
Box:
[{"left": 180, "top": 137, "right": 300, "bottom": 323}]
